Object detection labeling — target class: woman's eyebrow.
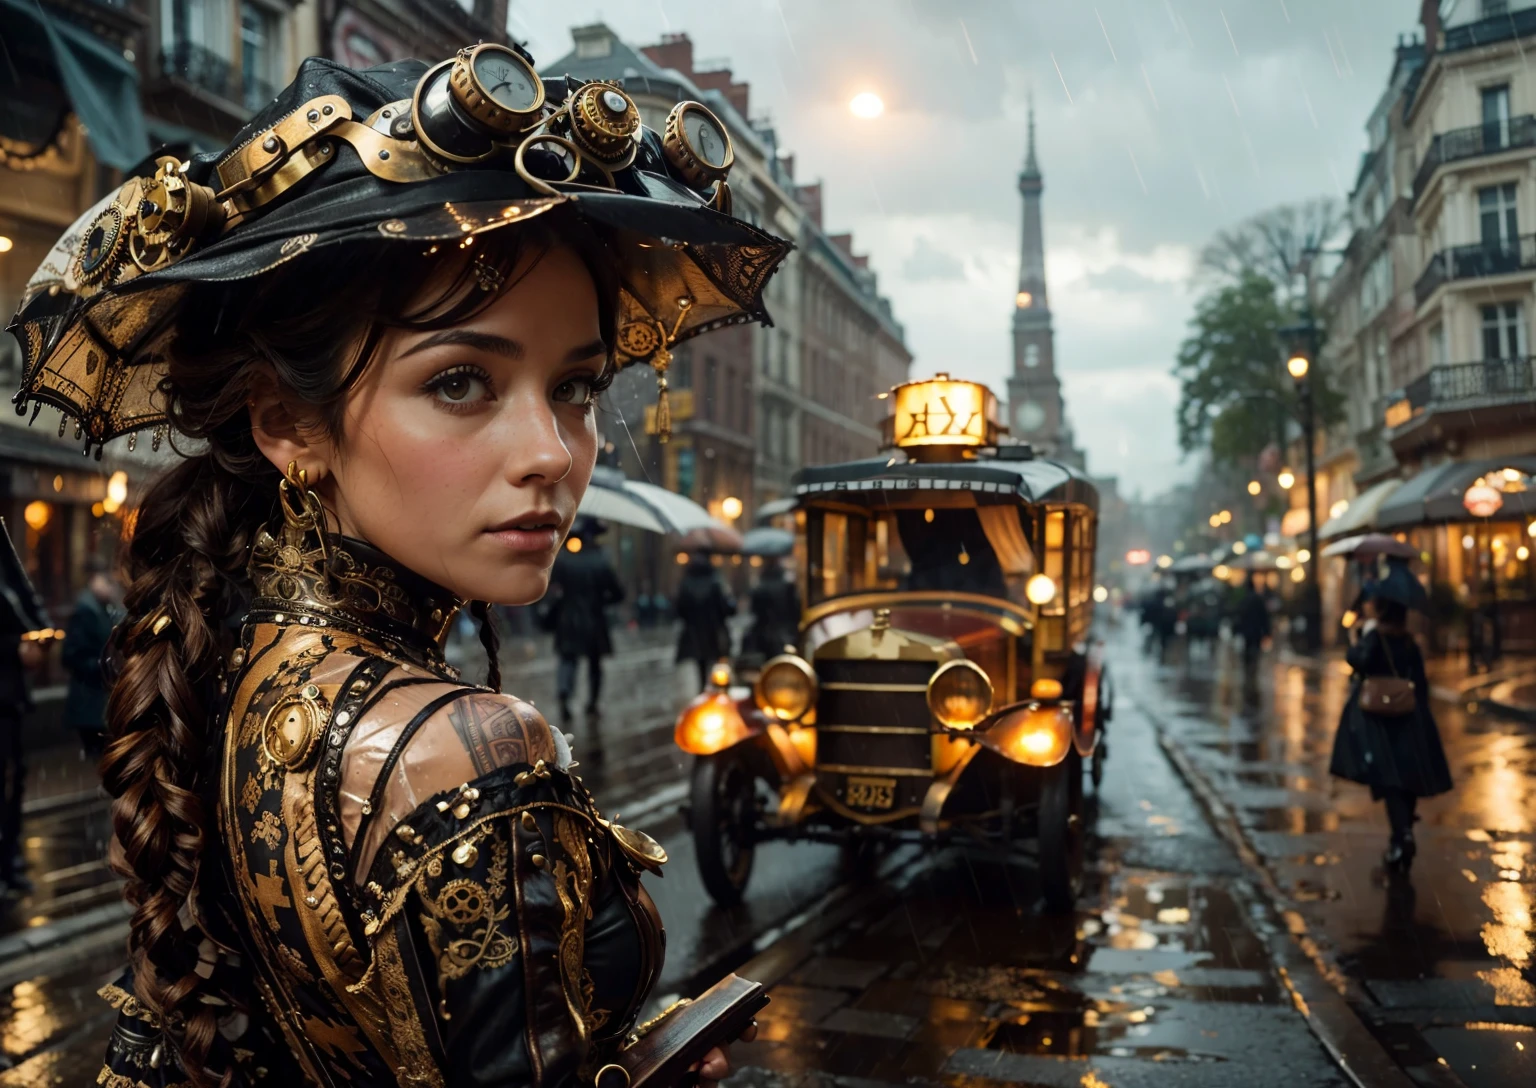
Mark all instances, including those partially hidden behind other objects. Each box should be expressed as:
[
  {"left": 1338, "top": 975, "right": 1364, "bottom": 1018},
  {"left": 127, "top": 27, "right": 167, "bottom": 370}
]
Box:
[
  {"left": 563, "top": 338, "right": 609, "bottom": 364},
  {"left": 400, "top": 330, "right": 524, "bottom": 359}
]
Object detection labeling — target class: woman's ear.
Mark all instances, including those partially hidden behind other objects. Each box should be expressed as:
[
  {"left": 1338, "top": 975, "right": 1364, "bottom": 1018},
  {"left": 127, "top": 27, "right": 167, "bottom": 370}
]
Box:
[{"left": 249, "top": 380, "right": 331, "bottom": 482}]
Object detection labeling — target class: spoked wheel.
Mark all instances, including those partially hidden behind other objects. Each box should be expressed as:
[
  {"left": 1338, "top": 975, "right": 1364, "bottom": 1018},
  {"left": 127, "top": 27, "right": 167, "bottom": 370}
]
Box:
[
  {"left": 1090, "top": 739, "right": 1107, "bottom": 791},
  {"left": 690, "top": 751, "right": 757, "bottom": 906},
  {"left": 1039, "top": 750, "right": 1085, "bottom": 913}
]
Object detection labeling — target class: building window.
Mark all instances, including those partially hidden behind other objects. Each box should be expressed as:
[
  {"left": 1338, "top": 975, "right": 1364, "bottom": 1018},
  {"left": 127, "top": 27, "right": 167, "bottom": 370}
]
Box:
[
  {"left": 1428, "top": 321, "right": 1446, "bottom": 367},
  {"left": 1482, "top": 83, "right": 1512, "bottom": 151},
  {"left": 1481, "top": 302, "right": 1527, "bottom": 360},
  {"left": 240, "top": 2, "right": 280, "bottom": 110},
  {"left": 1481, "top": 0, "right": 1510, "bottom": 17},
  {"left": 1024, "top": 344, "right": 1040, "bottom": 368},
  {"left": 1478, "top": 182, "right": 1519, "bottom": 247}
]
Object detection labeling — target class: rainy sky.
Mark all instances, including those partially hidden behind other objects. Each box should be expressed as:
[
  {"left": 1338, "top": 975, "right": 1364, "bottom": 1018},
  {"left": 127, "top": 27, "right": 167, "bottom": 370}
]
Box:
[{"left": 514, "top": 1, "right": 1416, "bottom": 498}]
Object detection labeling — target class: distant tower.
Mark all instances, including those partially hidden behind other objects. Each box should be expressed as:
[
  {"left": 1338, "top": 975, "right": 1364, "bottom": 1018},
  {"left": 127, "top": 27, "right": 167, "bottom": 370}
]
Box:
[{"left": 1005, "top": 102, "right": 1076, "bottom": 464}]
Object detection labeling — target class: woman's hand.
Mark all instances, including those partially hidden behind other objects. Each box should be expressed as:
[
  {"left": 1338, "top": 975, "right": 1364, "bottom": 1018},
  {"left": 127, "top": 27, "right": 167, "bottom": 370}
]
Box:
[{"left": 690, "top": 1020, "right": 759, "bottom": 1088}]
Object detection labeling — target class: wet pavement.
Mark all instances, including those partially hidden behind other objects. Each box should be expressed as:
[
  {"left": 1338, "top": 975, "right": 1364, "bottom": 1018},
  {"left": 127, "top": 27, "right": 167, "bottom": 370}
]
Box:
[
  {"left": 1122, "top": 629, "right": 1536, "bottom": 1087},
  {"left": 3, "top": 623, "right": 1533, "bottom": 1084}
]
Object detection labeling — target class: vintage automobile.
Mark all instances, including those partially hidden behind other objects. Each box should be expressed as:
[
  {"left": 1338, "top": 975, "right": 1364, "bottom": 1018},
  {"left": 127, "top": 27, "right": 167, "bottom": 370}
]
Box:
[{"left": 673, "top": 376, "right": 1110, "bottom": 911}]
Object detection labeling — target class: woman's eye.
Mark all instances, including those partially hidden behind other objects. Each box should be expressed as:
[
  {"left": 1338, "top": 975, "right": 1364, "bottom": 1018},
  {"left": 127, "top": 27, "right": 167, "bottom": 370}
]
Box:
[
  {"left": 428, "top": 369, "right": 492, "bottom": 407},
  {"left": 554, "top": 376, "right": 597, "bottom": 407}
]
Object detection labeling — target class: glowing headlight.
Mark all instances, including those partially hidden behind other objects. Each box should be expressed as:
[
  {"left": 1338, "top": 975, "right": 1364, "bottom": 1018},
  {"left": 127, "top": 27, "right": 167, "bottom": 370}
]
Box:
[
  {"left": 754, "top": 654, "right": 817, "bottom": 721},
  {"left": 1030, "top": 677, "right": 1063, "bottom": 701},
  {"left": 927, "top": 659, "right": 993, "bottom": 729},
  {"left": 985, "top": 704, "right": 1074, "bottom": 767},
  {"left": 1025, "top": 574, "right": 1057, "bottom": 605},
  {"left": 675, "top": 693, "right": 750, "bottom": 755}
]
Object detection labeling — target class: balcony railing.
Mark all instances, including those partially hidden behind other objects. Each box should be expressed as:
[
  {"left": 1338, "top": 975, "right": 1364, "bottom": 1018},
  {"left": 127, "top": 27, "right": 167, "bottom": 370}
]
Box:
[
  {"left": 160, "top": 39, "right": 274, "bottom": 113},
  {"left": 1412, "top": 115, "right": 1536, "bottom": 202},
  {"left": 1413, "top": 234, "right": 1536, "bottom": 305},
  {"left": 1384, "top": 356, "right": 1536, "bottom": 431}
]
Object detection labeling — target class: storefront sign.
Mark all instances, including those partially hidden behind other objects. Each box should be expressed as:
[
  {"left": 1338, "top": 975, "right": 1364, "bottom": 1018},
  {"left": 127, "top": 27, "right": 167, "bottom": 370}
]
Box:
[{"left": 1464, "top": 480, "right": 1504, "bottom": 518}]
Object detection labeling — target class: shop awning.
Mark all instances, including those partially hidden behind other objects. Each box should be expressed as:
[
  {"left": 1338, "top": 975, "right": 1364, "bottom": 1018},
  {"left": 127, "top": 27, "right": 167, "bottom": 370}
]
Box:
[
  {"left": 1316, "top": 477, "right": 1404, "bottom": 540},
  {"left": 1376, "top": 456, "right": 1536, "bottom": 528},
  {"left": 0, "top": 0, "right": 150, "bottom": 171}
]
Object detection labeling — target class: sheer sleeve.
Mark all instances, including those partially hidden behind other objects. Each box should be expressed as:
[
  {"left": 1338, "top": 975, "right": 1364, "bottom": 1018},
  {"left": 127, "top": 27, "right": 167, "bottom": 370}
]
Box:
[{"left": 352, "top": 697, "right": 661, "bottom": 1087}]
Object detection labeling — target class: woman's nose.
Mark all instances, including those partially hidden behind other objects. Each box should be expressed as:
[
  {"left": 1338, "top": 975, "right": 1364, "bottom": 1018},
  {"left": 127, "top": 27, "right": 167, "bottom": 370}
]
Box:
[{"left": 506, "top": 399, "right": 573, "bottom": 484}]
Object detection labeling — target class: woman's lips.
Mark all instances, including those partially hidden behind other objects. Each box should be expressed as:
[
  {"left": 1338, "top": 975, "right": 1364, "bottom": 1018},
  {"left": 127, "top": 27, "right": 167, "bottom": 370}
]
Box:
[{"left": 485, "top": 526, "right": 561, "bottom": 553}]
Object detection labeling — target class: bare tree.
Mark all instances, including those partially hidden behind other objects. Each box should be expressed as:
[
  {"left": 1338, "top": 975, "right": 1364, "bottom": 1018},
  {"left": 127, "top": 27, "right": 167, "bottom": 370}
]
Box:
[{"left": 1198, "top": 198, "right": 1347, "bottom": 297}]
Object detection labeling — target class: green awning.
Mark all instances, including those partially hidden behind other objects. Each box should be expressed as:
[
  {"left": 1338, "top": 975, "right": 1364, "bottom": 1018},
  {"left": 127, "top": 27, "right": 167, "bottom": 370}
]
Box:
[{"left": 0, "top": 0, "right": 150, "bottom": 171}]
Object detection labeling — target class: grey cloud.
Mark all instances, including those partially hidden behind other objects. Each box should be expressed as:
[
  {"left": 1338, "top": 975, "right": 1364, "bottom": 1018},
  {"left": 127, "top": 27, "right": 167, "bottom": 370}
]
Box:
[
  {"left": 902, "top": 237, "right": 966, "bottom": 282},
  {"left": 517, "top": 0, "right": 1418, "bottom": 496}
]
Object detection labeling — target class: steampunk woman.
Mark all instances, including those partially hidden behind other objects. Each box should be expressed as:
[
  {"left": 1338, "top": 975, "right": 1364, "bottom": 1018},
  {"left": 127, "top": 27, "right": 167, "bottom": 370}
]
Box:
[{"left": 8, "top": 47, "right": 786, "bottom": 1087}]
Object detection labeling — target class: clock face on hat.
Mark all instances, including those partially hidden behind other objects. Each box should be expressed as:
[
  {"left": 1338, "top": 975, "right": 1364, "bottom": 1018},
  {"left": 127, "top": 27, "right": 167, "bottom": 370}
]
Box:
[
  {"left": 474, "top": 49, "right": 540, "bottom": 113},
  {"left": 685, "top": 110, "right": 729, "bottom": 168},
  {"left": 1013, "top": 400, "right": 1046, "bottom": 433}
]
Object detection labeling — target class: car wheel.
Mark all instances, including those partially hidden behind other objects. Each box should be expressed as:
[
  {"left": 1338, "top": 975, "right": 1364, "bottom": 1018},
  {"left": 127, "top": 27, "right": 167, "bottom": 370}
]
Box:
[
  {"left": 1039, "top": 750, "right": 1084, "bottom": 913},
  {"left": 690, "top": 751, "right": 757, "bottom": 906},
  {"left": 1090, "top": 739, "right": 1106, "bottom": 791}
]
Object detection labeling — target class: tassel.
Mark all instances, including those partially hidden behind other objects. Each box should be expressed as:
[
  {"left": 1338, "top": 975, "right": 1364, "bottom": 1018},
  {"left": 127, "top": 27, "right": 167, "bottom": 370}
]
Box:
[{"left": 656, "top": 377, "right": 671, "bottom": 443}]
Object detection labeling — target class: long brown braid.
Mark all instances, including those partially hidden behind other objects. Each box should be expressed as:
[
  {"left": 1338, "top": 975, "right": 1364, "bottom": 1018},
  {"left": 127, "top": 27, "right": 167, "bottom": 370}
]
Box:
[{"left": 98, "top": 212, "right": 616, "bottom": 1084}]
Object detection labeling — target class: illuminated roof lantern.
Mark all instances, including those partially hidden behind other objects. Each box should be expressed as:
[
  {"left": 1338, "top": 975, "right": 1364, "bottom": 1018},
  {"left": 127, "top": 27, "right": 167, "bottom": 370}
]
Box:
[{"left": 880, "top": 374, "right": 1002, "bottom": 458}]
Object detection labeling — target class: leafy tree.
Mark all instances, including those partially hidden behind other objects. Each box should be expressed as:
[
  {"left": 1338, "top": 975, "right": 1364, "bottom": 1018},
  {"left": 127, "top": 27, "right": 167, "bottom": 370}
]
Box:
[{"left": 1174, "top": 271, "right": 1343, "bottom": 464}]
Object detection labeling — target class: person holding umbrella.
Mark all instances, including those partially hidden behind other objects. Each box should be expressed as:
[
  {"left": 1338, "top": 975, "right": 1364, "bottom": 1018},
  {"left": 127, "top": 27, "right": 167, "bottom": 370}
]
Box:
[
  {"left": 545, "top": 516, "right": 624, "bottom": 722},
  {"left": 740, "top": 528, "right": 798, "bottom": 665},
  {"left": 1329, "top": 553, "right": 1451, "bottom": 873},
  {"left": 675, "top": 549, "right": 737, "bottom": 691}
]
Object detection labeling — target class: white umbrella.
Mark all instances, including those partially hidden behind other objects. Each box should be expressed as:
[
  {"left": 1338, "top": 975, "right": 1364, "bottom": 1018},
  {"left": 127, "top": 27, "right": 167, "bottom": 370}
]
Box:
[
  {"left": 577, "top": 485, "right": 666, "bottom": 533},
  {"left": 579, "top": 468, "right": 734, "bottom": 537}
]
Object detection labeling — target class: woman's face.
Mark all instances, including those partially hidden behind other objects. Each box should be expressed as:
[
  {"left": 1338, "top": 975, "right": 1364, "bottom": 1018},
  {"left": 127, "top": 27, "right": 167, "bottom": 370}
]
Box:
[{"left": 275, "top": 243, "right": 607, "bottom": 606}]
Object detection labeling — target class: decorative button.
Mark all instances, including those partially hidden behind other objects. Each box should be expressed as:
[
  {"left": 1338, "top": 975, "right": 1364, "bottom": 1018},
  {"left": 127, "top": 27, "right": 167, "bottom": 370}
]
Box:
[
  {"left": 304, "top": 894, "right": 318, "bottom": 907},
  {"left": 521, "top": 812, "right": 538, "bottom": 832},
  {"left": 335, "top": 711, "right": 351, "bottom": 726},
  {"left": 452, "top": 840, "right": 479, "bottom": 867},
  {"left": 531, "top": 853, "right": 547, "bottom": 869}
]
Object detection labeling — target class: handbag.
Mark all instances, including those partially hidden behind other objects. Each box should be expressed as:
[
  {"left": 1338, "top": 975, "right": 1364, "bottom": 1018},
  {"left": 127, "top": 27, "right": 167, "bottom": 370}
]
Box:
[
  {"left": 594, "top": 973, "right": 769, "bottom": 1088},
  {"left": 1359, "top": 636, "right": 1416, "bottom": 717}
]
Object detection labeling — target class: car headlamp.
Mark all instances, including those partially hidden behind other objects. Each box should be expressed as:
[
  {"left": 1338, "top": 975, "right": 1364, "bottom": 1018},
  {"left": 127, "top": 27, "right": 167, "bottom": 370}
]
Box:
[
  {"left": 984, "top": 704, "right": 1074, "bottom": 767},
  {"left": 754, "top": 654, "right": 817, "bottom": 722},
  {"left": 926, "top": 660, "right": 993, "bottom": 730}
]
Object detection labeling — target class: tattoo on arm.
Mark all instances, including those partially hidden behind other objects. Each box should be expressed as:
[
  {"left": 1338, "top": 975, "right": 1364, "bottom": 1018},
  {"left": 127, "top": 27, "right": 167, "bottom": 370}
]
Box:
[{"left": 447, "top": 695, "right": 537, "bottom": 777}]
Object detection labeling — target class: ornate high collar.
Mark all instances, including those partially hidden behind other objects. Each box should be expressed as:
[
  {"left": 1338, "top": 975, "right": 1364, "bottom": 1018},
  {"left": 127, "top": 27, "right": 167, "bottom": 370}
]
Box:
[{"left": 247, "top": 518, "right": 465, "bottom": 661}]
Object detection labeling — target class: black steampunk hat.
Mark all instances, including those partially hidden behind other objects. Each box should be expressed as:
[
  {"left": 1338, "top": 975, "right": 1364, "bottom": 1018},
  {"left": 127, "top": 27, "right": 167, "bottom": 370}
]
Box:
[{"left": 7, "top": 50, "right": 791, "bottom": 455}]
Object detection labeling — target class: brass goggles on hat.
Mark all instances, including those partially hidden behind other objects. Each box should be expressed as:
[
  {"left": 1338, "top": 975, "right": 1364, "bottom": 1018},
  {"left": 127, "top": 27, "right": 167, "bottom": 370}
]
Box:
[{"left": 79, "top": 44, "right": 737, "bottom": 292}]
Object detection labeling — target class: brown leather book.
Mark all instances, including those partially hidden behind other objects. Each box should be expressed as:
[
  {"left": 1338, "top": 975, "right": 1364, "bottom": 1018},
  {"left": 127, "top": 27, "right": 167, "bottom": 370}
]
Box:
[{"left": 595, "top": 974, "right": 770, "bottom": 1088}]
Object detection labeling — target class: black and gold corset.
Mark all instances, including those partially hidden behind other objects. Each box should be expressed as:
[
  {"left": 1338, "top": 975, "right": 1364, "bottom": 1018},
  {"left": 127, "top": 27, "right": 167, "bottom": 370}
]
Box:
[{"left": 99, "top": 521, "right": 666, "bottom": 1088}]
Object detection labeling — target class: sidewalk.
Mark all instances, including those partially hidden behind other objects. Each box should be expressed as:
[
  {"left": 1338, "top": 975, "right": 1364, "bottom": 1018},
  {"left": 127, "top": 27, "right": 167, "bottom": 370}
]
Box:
[{"left": 1126, "top": 633, "right": 1536, "bottom": 1087}]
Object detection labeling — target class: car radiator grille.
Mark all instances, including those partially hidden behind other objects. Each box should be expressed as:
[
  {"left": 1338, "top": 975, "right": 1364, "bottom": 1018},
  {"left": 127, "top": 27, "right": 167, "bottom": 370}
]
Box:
[{"left": 813, "top": 659, "right": 937, "bottom": 789}]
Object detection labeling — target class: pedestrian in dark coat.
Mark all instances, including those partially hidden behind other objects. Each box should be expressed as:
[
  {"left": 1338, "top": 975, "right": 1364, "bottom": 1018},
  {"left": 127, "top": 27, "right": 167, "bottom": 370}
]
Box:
[
  {"left": 63, "top": 560, "right": 121, "bottom": 755},
  {"left": 1233, "top": 573, "right": 1271, "bottom": 672},
  {"left": 0, "top": 521, "right": 47, "bottom": 894},
  {"left": 1328, "top": 591, "right": 1452, "bottom": 872},
  {"left": 545, "top": 518, "right": 623, "bottom": 720},
  {"left": 675, "top": 552, "right": 736, "bottom": 690},
  {"left": 742, "top": 558, "right": 799, "bottom": 662}
]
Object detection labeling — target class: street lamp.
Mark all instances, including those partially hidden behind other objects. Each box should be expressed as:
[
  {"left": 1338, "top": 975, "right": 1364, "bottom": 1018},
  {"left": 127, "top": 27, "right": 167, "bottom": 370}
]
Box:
[
  {"left": 1279, "top": 320, "right": 1322, "bottom": 652},
  {"left": 1278, "top": 468, "right": 1295, "bottom": 490},
  {"left": 1247, "top": 480, "right": 1261, "bottom": 496}
]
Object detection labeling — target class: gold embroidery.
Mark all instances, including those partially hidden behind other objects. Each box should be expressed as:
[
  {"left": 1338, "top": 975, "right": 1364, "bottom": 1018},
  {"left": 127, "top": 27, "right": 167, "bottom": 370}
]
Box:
[
  {"left": 252, "top": 857, "right": 292, "bottom": 930},
  {"left": 416, "top": 829, "right": 517, "bottom": 994},
  {"left": 277, "top": 942, "right": 316, "bottom": 984},
  {"left": 240, "top": 772, "right": 264, "bottom": 813},
  {"left": 373, "top": 925, "right": 447, "bottom": 1088},
  {"left": 302, "top": 1015, "right": 368, "bottom": 1069},
  {"left": 551, "top": 810, "right": 607, "bottom": 1037},
  {"left": 97, "top": 983, "right": 161, "bottom": 1026},
  {"left": 251, "top": 810, "right": 284, "bottom": 849}
]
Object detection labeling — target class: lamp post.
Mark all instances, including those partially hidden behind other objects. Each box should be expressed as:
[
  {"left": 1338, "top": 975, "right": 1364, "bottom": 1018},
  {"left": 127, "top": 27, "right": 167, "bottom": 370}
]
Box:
[{"left": 1280, "top": 321, "right": 1322, "bottom": 653}]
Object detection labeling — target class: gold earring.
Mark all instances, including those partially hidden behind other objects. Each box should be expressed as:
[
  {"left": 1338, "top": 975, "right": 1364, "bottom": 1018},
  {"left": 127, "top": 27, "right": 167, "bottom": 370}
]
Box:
[{"left": 278, "top": 460, "right": 331, "bottom": 564}]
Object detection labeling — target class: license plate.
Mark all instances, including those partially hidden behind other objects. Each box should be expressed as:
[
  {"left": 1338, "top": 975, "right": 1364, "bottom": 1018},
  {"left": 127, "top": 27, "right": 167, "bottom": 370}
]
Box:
[{"left": 845, "top": 775, "right": 897, "bottom": 810}]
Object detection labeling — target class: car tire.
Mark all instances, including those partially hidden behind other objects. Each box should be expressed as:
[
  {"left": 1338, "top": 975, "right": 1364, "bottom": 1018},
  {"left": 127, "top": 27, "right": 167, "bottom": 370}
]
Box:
[
  {"left": 690, "top": 751, "right": 757, "bottom": 907},
  {"left": 1039, "top": 750, "right": 1084, "bottom": 913}
]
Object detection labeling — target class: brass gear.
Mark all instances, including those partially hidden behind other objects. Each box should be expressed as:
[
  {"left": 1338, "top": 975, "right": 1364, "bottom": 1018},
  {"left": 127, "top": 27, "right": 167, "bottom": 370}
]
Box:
[{"left": 566, "top": 81, "right": 640, "bottom": 169}]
